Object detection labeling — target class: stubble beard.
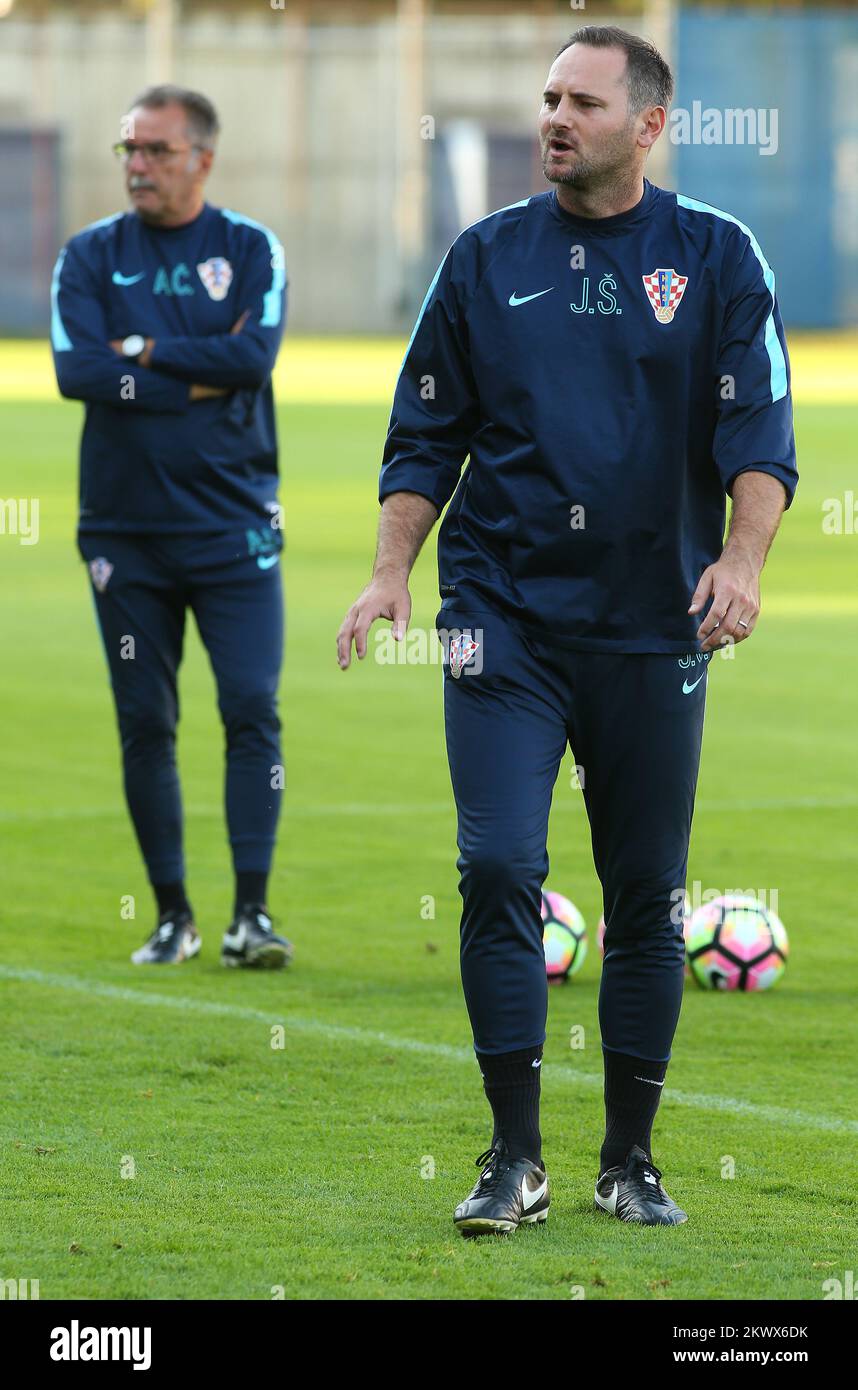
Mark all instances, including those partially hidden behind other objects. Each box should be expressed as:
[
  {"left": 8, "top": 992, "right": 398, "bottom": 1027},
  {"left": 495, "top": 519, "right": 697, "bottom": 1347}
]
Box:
[
  {"left": 543, "top": 155, "right": 596, "bottom": 188},
  {"left": 541, "top": 119, "right": 639, "bottom": 196}
]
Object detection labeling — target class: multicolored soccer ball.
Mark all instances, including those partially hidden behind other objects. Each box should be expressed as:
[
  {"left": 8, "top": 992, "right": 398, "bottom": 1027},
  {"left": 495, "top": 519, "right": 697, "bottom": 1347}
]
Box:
[
  {"left": 685, "top": 896, "right": 789, "bottom": 991},
  {"left": 541, "top": 890, "right": 587, "bottom": 982}
]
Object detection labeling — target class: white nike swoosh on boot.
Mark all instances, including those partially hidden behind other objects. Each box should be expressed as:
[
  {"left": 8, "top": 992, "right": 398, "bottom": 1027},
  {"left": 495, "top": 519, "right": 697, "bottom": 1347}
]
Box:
[
  {"left": 595, "top": 1180, "right": 619, "bottom": 1215},
  {"left": 521, "top": 1174, "right": 548, "bottom": 1211}
]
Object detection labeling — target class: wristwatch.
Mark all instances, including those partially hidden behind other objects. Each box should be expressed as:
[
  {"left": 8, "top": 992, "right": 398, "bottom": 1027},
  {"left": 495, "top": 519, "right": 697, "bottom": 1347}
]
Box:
[{"left": 121, "top": 334, "right": 146, "bottom": 361}]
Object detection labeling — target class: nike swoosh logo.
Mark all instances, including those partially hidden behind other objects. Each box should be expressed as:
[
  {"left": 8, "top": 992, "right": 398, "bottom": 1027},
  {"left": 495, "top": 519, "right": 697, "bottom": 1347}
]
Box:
[
  {"left": 634, "top": 1075, "right": 665, "bottom": 1087},
  {"left": 521, "top": 1174, "right": 548, "bottom": 1211},
  {"left": 112, "top": 271, "right": 146, "bottom": 286},
  {"left": 257, "top": 554, "right": 280, "bottom": 570},
  {"left": 531, "top": 1057, "right": 542, "bottom": 1068},
  {"left": 596, "top": 1180, "right": 619, "bottom": 1215},
  {"left": 508, "top": 288, "right": 554, "bottom": 307},
  {"left": 682, "top": 674, "right": 705, "bottom": 694}
]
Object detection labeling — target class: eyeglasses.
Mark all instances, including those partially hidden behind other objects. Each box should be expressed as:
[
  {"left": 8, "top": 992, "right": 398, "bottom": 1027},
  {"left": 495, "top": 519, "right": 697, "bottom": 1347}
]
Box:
[{"left": 111, "top": 140, "right": 204, "bottom": 163}]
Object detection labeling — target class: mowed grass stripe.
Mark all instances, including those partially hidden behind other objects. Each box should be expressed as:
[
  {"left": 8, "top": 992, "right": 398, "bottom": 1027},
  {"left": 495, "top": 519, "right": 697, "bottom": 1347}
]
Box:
[
  {"left": 2, "top": 794, "right": 857, "bottom": 825},
  {"left": 3, "top": 964, "right": 856, "bottom": 1139}
]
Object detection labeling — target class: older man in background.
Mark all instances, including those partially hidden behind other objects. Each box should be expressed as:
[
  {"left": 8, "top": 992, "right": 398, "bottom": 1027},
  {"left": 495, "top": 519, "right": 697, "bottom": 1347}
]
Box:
[{"left": 52, "top": 85, "right": 292, "bottom": 969}]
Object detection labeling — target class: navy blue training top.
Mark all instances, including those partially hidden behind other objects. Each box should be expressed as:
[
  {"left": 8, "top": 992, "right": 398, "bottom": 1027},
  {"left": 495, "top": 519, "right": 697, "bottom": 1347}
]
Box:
[
  {"left": 51, "top": 202, "right": 286, "bottom": 533},
  {"left": 379, "top": 181, "right": 797, "bottom": 652}
]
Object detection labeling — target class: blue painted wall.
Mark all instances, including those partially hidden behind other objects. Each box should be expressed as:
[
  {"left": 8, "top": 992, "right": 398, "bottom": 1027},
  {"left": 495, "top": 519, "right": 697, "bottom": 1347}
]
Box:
[{"left": 675, "top": 10, "right": 858, "bottom": 327}]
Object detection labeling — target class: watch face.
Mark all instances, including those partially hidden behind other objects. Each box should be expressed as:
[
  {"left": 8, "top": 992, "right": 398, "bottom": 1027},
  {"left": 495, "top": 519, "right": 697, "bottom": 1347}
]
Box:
[{"left": 122, "top": 334, "right": 145, "bottom": 357}]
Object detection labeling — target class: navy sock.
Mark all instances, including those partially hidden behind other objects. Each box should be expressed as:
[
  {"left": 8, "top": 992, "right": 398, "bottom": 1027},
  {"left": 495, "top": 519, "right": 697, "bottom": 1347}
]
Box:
[
  {"left": 234, "top": 871, "right": 268, "bottom": 916},
  {"left": 153, "top": 881, "right": 191, "bottom": 920},
  {"left": 600, "top": 1049, "right": 668, "bottom": 1173},
  {"left": 476, "top": 1045, "right": 543, "bottom": 1166}
]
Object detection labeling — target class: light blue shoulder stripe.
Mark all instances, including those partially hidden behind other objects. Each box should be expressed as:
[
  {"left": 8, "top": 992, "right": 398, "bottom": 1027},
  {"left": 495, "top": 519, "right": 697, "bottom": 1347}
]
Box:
[
  {"left": 83, "top": 212, "right": 124, "bottom": 233},
  {"left": 400, "top": 197, "right": 532, "bottom": 370},
  {"left": 52, "top": 214, "right": 123, "bottom": 352},
  {"left": 220, "top": 208, "right": 286, "bottom": 327},
  {"left": 50, "top": 248, "right": 72, "bottom": 352},
  {"left": 400, "top": 255, "right": 447, "bottom": 369},
  {"left": 676, "top": 193, "right": 788, "bottom": 402}
]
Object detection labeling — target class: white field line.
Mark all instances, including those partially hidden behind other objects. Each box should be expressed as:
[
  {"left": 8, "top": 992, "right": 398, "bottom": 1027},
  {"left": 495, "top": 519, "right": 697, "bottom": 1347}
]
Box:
[
  {"left": 1, "top": 964, "right": 855, "bottom": 1138},
  {"left": 1, "top": 794, "right": 857, "bottom": 825}
]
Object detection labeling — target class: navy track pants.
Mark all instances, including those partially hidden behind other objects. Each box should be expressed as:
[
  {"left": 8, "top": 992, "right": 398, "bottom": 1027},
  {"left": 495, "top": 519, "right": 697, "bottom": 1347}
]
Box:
[
  {"left": 79, "top": 528, "right": 284, "bottom": 886},
  {"left": 439, "top": 606, "right": 708, "bottom": 1061}
]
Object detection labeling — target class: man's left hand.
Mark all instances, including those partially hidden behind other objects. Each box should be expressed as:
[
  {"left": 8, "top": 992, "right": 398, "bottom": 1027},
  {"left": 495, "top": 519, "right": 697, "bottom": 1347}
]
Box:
[{"left": 689, "top": 549, "right": 761, "bottom": 652}]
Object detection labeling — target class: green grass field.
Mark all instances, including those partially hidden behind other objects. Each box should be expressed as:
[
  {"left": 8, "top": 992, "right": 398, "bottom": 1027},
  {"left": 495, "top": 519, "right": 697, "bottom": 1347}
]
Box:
[{"left": 1, "top": 376, "right": 856, "bottom": 1301}]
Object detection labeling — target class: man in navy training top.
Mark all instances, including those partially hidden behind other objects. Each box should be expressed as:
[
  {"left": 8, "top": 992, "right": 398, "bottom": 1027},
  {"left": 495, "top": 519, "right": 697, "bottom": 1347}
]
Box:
[
  {"left": 337, "top": 27, "right": 797, "bottom": 1233},
  {"left": 52, "top": 85, "right": 292, "bottom": 970}
]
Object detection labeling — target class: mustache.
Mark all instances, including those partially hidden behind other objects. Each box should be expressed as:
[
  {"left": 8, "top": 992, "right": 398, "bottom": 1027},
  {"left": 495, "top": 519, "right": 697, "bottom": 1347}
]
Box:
[{"left": 128, "top": 175, "right": 157, "bottom": 190}]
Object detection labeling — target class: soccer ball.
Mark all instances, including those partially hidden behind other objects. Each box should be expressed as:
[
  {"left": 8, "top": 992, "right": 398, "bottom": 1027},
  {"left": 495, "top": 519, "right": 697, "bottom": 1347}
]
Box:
[
  {"left": 685, "top": 895, "right": 788, "bottom": 991},
  {"left": 541, "top": 890, "right": 587, "bottom": 982}
]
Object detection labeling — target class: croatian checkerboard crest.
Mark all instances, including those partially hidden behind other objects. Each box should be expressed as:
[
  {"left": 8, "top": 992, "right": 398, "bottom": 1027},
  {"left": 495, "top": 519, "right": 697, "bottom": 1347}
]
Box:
[
  {"left": 196, "top": 257, "right": 234, "bottom": 301},
  {"left": 642, "top": 268, "right": 688, "bottom": 323},
  {"left": 89, "top": 557, "right": 114, "bottom": 592},
  {"left": 449, "top": 632, "right": 479, "bottom": 679}
]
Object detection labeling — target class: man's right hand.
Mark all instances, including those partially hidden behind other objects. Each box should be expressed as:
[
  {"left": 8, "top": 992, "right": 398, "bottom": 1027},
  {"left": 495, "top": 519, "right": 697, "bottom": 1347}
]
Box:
[
  {"left": 337, "top": 492, "right": 438, "bottom": 669},
  {"left": 337, "top": 575, "right": 412, "bottom": 669}
]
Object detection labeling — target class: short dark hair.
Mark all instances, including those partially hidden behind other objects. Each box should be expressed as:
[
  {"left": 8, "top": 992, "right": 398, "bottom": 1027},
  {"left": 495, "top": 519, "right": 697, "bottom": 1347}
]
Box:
[
  {"left": 555, "top": 26, "right": 673, "bottom": 115},
  {"left": 127, "top": 84, "right": 220, "bottom": 148}
]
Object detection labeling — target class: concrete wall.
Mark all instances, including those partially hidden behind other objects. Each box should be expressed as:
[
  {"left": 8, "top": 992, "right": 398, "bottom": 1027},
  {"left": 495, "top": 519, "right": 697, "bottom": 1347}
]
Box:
[{"left": 0, "top": 6, "right": 652, "bottom": 332}]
